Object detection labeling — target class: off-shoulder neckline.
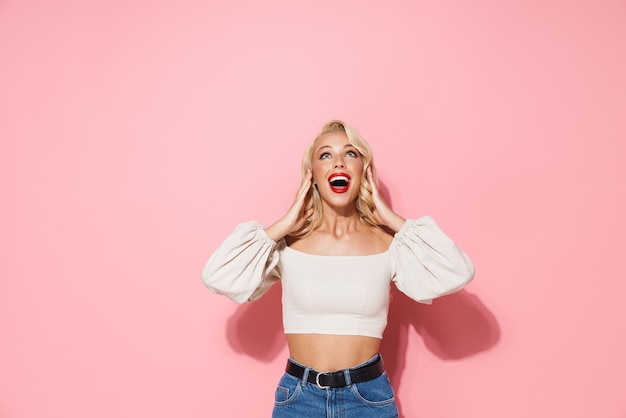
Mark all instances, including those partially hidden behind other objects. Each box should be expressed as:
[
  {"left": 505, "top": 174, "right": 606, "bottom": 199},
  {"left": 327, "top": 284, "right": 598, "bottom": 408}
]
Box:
[{"left": 281, "top": 240, "right": 395, "bottom": 258}]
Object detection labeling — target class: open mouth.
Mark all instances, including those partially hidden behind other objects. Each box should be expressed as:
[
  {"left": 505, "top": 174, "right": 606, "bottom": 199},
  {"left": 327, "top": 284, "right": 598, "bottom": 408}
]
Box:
[{"left": 328, "top": 173, "right": 351, "bottom": 193}]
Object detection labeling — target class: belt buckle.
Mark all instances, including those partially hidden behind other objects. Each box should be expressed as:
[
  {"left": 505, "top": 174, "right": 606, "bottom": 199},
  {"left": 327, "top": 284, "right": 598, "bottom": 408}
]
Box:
[{"left": 315, "top": 372, "right": 330, "bottom": 389}]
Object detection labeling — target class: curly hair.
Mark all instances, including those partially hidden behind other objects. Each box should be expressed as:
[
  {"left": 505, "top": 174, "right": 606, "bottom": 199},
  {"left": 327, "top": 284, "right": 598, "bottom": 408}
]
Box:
[{"left": 292, "top": 120, "right": 381, "bottom": 238}]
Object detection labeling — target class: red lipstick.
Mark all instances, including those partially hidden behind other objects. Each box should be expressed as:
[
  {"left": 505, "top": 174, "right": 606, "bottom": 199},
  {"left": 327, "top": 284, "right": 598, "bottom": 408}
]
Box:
[{"left": 328, "top": 173, "right": 351, "bottom": 194}]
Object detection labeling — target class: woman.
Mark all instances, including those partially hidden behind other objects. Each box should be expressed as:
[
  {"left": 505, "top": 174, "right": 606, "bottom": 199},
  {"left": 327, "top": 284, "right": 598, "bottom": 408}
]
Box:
[{"left": 202, "top": 120, "right": 475, "bottom": 417}]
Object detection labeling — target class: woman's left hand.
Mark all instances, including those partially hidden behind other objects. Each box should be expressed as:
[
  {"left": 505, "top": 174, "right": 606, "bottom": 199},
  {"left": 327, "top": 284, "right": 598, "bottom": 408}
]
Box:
[{"left": 367, "top": 167, "right": 406, "bottom": 233}]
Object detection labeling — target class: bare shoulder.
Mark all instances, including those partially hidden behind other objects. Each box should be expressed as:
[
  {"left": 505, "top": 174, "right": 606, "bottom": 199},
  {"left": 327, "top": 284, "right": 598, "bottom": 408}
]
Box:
[
  {"left": 364, "top": 224, "right": 394, "bottom": 252},
  {"left": 345, "top": 224, "right": 393, "bottom": 255},
  {"left": 285, "top": 233, "right": 318, "bottom": 253}
]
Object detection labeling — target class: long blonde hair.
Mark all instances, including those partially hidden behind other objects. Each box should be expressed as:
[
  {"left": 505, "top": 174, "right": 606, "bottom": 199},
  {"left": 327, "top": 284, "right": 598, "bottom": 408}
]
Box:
[{"left": 293, "top": 120, "right": 380, "bottom": 237}]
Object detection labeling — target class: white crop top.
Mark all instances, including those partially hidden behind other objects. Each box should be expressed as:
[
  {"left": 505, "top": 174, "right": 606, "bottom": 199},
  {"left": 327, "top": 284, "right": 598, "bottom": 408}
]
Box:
[{"left": 201, "top": 217, "right": 475, "bottom": 339}]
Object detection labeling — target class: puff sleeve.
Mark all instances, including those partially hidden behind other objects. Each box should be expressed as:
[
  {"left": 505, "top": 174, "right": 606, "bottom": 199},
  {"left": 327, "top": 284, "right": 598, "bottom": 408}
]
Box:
[
  {"left": 201, "top": 222, "right": 283, "bottom": 304},
  {"left": 390, "top": 216, "right": 475, "bottom": 304}
]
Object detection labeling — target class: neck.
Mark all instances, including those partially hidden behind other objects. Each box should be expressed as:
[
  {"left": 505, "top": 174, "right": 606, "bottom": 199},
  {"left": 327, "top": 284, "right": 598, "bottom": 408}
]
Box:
[{"left": 319, "top": 203, "right": 361, "bottom": 235}]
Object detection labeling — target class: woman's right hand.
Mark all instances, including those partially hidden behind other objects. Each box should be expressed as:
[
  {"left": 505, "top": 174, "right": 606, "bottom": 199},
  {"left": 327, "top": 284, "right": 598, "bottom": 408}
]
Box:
[{"left": 265, "top": 170, "right": 314, "bottom": 241}]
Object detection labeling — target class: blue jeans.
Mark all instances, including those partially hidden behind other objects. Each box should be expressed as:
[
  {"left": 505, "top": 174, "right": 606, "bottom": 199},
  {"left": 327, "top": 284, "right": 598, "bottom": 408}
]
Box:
[{"left": 272, "top": 354, "right": 399, "bottom": 418}]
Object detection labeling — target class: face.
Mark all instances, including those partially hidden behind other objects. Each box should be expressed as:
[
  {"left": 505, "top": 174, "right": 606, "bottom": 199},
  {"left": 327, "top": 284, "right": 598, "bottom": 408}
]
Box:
[{"left": 310, "top": 131, "right": 364, "bottom": 209}]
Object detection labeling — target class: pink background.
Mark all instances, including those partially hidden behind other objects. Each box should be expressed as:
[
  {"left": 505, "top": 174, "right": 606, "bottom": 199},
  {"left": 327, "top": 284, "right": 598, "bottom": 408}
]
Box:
[{"left": 2, "top": 1, "right": 625, "bottom": 417}]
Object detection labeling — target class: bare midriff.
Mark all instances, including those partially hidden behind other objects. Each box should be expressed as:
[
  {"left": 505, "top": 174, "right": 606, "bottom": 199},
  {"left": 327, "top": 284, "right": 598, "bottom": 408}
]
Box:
[{"left": 286, "top": 334, "right": 381, "bottom": 372}]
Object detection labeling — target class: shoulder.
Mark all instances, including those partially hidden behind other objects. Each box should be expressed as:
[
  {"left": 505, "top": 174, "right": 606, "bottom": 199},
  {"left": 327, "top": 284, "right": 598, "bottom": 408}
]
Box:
[
  {"left": 285, "top": 232, "right": 321, "bottom": 254},
  {"left": 348, "top": 225, "right": 393, "bottom": 255},
  {"left": 367, "top": 225, "right": 394, "bottom": 252}
]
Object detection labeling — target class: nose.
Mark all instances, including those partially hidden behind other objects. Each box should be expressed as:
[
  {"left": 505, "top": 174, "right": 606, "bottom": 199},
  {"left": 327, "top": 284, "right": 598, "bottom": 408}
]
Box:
[{"left": 334, "top": 158, "right": 345, "bottom": 168}]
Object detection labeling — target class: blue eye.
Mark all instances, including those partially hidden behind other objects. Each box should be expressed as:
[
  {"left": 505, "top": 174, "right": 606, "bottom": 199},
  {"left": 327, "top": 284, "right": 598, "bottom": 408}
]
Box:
[
  {"left": 347, "top": 150, "right": 358, "bottom": 157},
  {"left": 319, "top": 152, "right": 331, "bottom": 159}
]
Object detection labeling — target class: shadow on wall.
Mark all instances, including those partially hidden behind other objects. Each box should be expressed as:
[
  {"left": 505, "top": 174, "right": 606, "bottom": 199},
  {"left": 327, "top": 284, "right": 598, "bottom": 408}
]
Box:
[
  {"left": 225, "top": 285, "right": 500, "bottom": 361},
  {"left": 225, "top": 283, "right": 284, "bottom": 362},
  {"left": 224, "top": 285, "right": 499, "bottom": 416},
  {"left": 381, "top": 289, "right": 500, "bottom": 415},
  {"left": 222, "top": 179, "right": 500, "bottom": 417}
]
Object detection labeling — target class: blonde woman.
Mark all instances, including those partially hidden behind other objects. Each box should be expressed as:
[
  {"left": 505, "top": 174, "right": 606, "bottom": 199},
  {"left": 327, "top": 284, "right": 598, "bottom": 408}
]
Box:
[{"left": 202, "top": 120, "right": 475, "bottom": 417}]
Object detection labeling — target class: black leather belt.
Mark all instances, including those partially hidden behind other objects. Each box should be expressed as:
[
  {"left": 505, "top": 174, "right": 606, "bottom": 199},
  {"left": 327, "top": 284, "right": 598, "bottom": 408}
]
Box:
[{"left": 285, "top": 355, "right": 384, "bottom": 389}]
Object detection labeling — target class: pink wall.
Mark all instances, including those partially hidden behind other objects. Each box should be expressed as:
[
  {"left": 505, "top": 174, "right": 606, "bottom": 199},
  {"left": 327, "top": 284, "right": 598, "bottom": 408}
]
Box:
[{"left": 2, "top": 1, "right": 625, "bottom": 417}]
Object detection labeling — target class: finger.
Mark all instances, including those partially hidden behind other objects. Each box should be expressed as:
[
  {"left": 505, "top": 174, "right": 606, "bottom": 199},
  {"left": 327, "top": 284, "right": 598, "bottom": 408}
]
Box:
[
  {"left": 296, "top": 170, "right": 312, "bottom": 198},
  {"left": 368, "top": 167, "right": 378, "bottom": 194},
  {"left": 368, "top": 166, "right": 376, "bottom": 183}
]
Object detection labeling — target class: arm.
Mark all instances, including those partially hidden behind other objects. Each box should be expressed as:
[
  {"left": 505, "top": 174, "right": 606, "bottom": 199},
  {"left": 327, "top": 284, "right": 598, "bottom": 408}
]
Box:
[
  {"left": 391, "top": 217, "right": 475, "bottom": 304},
  {"left": 201, "top": 222, "right": 282, "bottom": 304},
  {"left": 367, "top": 167, "right": 474, "bottom": 303},
  {"left": 265, "top": 169, "right": 313, "bottom": 241},
  {"left": 367, "top": 167, "right": 405, "bottom": 233},
  {"left": 201, "top": 170, "right": 314, "bottom": 303}
]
